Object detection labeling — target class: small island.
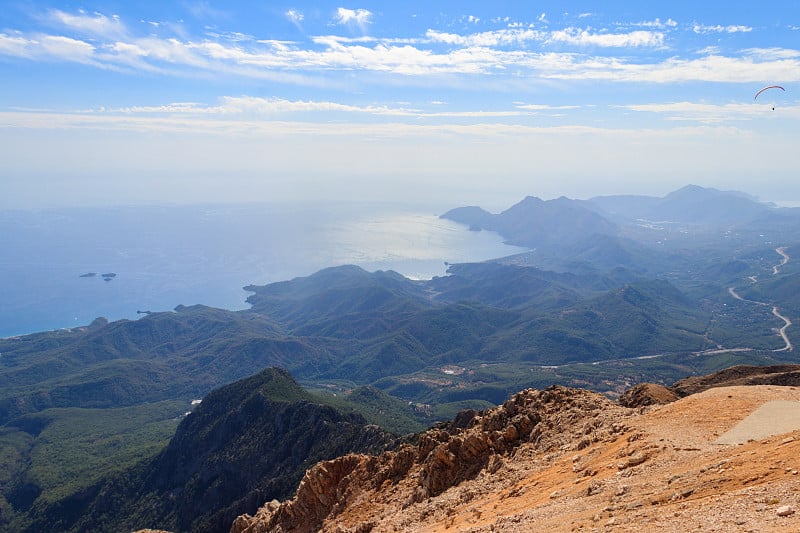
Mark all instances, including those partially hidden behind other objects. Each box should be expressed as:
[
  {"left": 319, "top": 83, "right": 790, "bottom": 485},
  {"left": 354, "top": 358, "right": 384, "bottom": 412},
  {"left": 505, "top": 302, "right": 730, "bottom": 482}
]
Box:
[{"left": 79, "top": 272, "right": 97, "bottom": 278}]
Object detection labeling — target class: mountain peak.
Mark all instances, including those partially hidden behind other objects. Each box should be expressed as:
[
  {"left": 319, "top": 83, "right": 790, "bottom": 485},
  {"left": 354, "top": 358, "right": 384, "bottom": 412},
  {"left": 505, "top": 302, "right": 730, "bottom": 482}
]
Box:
[{"left": 664, "top": 184, "right": 722, "bottom": 200}]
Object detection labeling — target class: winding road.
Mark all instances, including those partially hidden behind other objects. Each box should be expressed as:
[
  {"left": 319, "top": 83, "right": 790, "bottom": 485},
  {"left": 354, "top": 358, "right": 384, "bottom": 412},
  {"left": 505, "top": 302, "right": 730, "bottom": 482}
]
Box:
[
  {"left": 727, "top": 247, "right": 793, "bottom": 352},
  {"left": 774, "top": 246, "right": 790, "bottom": 275}
]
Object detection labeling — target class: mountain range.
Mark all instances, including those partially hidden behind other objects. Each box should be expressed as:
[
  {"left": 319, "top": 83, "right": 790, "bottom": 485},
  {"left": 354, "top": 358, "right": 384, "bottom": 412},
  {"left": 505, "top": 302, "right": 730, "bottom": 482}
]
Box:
[{"left": 1, "top": 184, "right": 799, "bottom": 531}]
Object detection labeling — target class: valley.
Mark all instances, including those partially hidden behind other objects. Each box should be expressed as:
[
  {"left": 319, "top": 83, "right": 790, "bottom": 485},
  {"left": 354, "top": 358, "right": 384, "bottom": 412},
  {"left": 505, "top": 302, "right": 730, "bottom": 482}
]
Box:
[
  {"left": 727, "top": 247, "right": 794, "bottom": 352},
  {"left": 1, "top": 185, "right": 800, "bottom": 532}
]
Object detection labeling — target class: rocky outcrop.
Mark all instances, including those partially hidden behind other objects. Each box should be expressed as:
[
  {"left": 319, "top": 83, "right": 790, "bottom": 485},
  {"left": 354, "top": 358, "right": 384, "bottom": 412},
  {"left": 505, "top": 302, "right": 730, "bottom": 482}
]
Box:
[
  {"left": 671, "top": 364, "right": 800, "bottom": 397},
  {"left": 616, "top": 366, "right": 800, "bottom": 408},
  {"left": 232, "top": 383, "right": 800, "bottom": 533},
  {"left": 232, "top": 386, "right": 632, "bottom": 533},
  {"left": 618, "top": 383, "right": 678, "bottom": 408}
]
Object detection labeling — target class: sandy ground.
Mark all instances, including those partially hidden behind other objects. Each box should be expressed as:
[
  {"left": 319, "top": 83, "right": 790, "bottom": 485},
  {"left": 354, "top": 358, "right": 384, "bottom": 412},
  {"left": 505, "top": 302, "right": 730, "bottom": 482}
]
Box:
[
  {"left": 430, "top": 385, "right": 800, "bottom": 533},
  {"left": 716, "top": 400, "right": 800, "bottom": 444}
]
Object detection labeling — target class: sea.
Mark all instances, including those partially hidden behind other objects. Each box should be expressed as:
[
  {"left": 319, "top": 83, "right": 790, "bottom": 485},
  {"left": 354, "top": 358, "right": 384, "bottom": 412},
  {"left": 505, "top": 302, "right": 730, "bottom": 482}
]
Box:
[{"left": 0, "top": 202, "right": 525, "bottom": 338}]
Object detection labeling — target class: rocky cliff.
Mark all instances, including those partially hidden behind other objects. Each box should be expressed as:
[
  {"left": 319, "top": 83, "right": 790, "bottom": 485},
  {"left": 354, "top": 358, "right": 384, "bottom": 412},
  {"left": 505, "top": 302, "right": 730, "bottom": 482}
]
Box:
[{"left": 231, "top": 386, "right": 632, "bottom": 533}]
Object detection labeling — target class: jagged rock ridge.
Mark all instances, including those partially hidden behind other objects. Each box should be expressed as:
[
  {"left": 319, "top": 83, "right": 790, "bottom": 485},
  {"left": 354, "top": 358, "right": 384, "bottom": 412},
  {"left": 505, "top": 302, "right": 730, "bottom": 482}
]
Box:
[
  {"left": 231, "top": 368, "right": 800, "bottom": 532},
  {"left": 232, "top": 386, "right": 632, "bottom": 533}
]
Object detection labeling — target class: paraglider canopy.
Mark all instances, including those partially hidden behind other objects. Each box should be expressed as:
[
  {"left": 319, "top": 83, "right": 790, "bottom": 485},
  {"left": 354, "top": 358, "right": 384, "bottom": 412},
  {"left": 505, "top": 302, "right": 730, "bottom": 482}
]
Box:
[
  {"left": 754, "top": 85, "right": 785, "bottom": 109},
  {"left": 754, "top": 85, "right": 785, "bottom": 100}
]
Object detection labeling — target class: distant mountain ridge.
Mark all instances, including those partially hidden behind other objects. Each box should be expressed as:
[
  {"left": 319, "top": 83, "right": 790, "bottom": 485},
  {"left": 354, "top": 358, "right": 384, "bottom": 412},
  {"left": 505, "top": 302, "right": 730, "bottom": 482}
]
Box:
[
  {"left": 441, "top": 184, "right": 800, "bottom": 276},
  {"left": 441, "top": 184, "right": 785, "bottom": 243},
  {"left": 586, "top": 184, "right": 776, "bottom": 224},
  {"left": 441, "top": 195, "right": 619, "bottom": 249}
]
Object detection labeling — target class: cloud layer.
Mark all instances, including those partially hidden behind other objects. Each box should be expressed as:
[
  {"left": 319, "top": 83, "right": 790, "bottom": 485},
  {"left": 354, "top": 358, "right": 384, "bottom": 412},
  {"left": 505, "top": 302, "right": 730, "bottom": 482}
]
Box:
[
  {"left": 1, "top": 8, "right": 797, "bottom": 85},
  {"left": 1, "top": 4, "right": 798, "bottom": 208}
]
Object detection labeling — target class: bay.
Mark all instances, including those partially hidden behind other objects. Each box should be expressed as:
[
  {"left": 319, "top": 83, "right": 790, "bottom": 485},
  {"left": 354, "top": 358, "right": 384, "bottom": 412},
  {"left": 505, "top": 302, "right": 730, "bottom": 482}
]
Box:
[{"left": 0, "top": 202, "right": 524, "bottom": 337}]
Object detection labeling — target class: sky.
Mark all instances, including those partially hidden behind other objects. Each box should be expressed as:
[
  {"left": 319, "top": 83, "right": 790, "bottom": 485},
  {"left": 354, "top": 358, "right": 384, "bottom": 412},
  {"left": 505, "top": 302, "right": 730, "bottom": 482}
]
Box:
[{"left": 1, "top": 1, "right": 799, "bottom": 210}]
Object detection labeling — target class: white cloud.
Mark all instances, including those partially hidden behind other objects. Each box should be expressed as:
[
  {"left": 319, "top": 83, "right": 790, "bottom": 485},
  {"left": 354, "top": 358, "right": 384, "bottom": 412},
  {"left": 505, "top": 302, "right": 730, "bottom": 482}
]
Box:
[
  {"left": 214, "top": 96, "right": 415, "bottom": 115},
  {"left": 0, "top": 33, "right": 96, "bottom": 63},
  {"left": 334, "top": 8, "right": 372, "bottom": 26},
  {"left": 544, "top": 53, "right": 800, "bottom": 83},
  {"left": 743, "top": 47, "right": 800, "bottom": 60},
  {"left": 693, "top": 23, "right": 752, "bottom": 34},
  {"left": 48, "top": 9, "right": 127, "bottom": 39},
  {"left": 2, "top": 10, "right": 800, "bottom": 87},
  {"left": 14, "top": 95, "right": 539, "bottom": 124},
  {"left": 624, "top": 101, "right": 759, "bottom": 123},
  {"left": 286, "top": 10, "right": 304, "bottom": 24},
  {"left": 631, "top": 18, "right": 677, "bottom": 29},
  {"left": 204, "top": 30, "right": 253, "bottom": 43},
  {"left": 310, "top": 35, "right": 376, "bottom": 46},
  {"left": 696, "top": 45, "right": 721, "bottom": 55},
  {"left": 89, "top": 96, "right": 416, "bottom": 117},
  {"left": 515, "top": 103, "right": 581, "bottom": 111},
  {"left": 0, "top": 107, "right": 529, "bottom": 136},
  {"left": 426, "top": 28, "right": 543, "bottom": 47},
  {"left": 0, "top": 33, "right": 34, "bottom": 57},
  {"left": 548, "top": 28, "right": 664, "bottom": 47},
  {"left": 4, "top": 27, "right": 794, "bottom": 85}
]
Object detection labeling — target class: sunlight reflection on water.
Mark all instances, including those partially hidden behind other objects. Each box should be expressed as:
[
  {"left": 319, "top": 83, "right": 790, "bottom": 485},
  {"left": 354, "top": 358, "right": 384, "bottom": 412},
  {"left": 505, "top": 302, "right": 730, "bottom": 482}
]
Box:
[
  {"left": 323, "top": 212, "right": 524, "bottom": 278},
  {"left": 0, "top": 203, "right": 525, "bottom": 336}
]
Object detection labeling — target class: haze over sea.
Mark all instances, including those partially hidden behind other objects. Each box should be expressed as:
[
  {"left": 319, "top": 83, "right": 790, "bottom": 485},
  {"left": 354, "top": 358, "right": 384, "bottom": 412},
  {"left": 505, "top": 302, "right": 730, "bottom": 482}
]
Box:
[{"left": 0, "top": 202, "right": 524, "bottom": 338}]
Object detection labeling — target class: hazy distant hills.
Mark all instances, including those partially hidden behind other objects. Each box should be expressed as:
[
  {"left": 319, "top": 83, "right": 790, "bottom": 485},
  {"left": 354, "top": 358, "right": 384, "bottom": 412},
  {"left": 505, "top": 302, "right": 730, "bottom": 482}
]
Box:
[
  {"left": 586, "top": 184, "right": 773, "bottom": 224},
  {"left": 442, "top": 195, "right": 619, "bottom": 249},
  {"left": 442, "top": 183, "right": 800, "bottom": 276},
  {"left": 443, "top": 183, "right": 793, "bottom": 238}
]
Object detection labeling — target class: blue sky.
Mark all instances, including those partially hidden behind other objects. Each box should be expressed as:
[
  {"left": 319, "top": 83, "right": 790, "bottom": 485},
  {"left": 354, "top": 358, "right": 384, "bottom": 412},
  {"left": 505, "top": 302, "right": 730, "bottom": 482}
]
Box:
[{"left": 1, "top": 1, "right": 798, "bottom": 209}]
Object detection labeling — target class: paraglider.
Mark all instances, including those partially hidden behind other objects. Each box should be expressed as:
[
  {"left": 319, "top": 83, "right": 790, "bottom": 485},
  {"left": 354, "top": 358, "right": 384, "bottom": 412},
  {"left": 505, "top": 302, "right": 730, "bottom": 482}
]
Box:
[{"left": 754, "top": 85, "right": 785, "bottom": 110}]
